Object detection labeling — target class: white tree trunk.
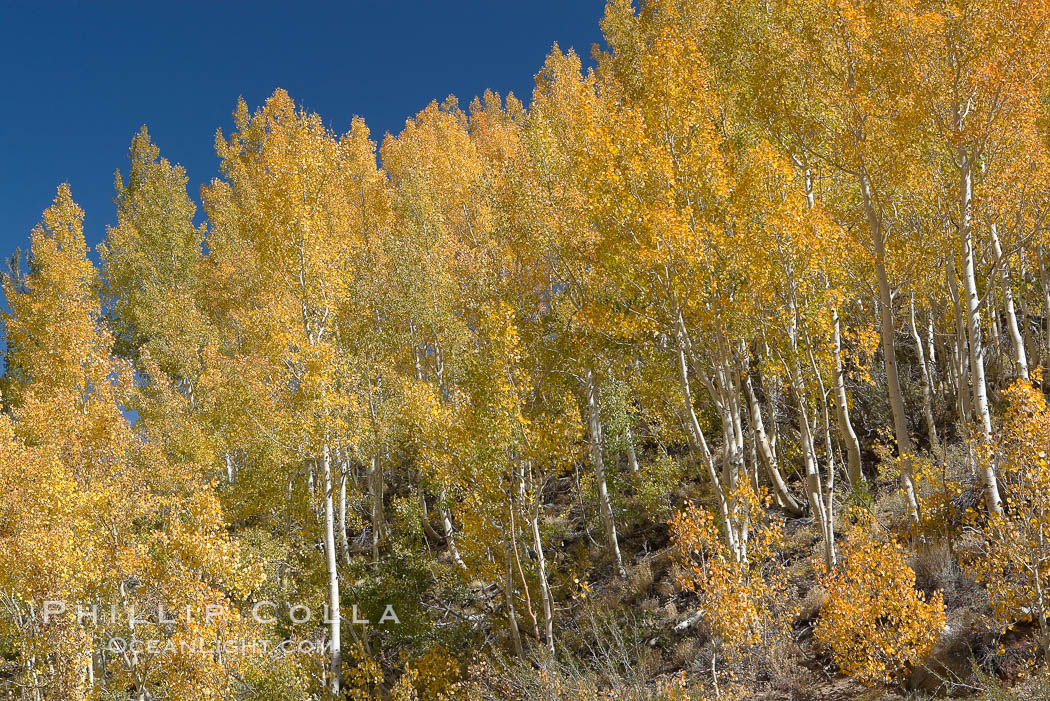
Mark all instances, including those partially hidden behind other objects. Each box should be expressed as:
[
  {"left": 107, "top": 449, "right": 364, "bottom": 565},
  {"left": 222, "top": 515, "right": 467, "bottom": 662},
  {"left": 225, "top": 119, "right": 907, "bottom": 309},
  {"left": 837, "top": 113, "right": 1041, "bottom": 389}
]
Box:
[
  {"left": 439, "top": 497, "right": 466, "bottom": 569},
  {"left": 948, "top": 264, "right": 973, "bottom": 422},
  {"left": 675, "top": 330, "right": 739, "bottom": 560},
  {"left": 585, "top": 368, "right": 625, "bottom": 578},
  {"left": 746, "top": 419, "right": 761, "bottom": 495},
  {"left": 625, "top": 425, "right": 640, "bottom": 474},
  {"left": 794, "top": 381, "right": 835, "bottom": 568},
  {"left": 959, "top": 155, "right": 1002, "bottom": 515},
  {"left": 744, "top": 372, "right": 805, "bottom": 515},
  {"left": 991, "top": 222, "right": 1029, "bottom": 379},
  {"left": 530, "top": 496, "right": 555, "bottom": 654},
  {"left": 947, "top": 275, "right": 980, "bottom": 476},
  {"left": 911, "top": 295, "right": 940, "bottom": 455},
  {"left": 832, "top": 308, "right": 865, "bottom": 489},
  {"left": 338, "top": 455, "right": 350, "bottom": 565},
  {"left": 1020, "top": 282, "right": 1036, "bottom": 377},
  {"left": 322, "top": 444, "right": 342, "bottom": 695}
]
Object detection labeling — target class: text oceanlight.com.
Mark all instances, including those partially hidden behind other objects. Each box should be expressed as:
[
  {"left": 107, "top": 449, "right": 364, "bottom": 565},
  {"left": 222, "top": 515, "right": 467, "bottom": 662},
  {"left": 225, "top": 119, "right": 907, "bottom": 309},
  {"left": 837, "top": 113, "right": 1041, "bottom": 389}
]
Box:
[{"left": 105, "top": 638, "right": 336, "bottom": 656}]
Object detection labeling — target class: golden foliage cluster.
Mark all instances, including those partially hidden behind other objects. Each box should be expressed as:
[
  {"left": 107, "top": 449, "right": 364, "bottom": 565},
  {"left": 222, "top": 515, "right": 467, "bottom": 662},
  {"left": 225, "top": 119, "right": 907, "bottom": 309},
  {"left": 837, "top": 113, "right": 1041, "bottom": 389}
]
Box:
[{"left": 816, "top": 514, "right": 946, "bottom": 685}]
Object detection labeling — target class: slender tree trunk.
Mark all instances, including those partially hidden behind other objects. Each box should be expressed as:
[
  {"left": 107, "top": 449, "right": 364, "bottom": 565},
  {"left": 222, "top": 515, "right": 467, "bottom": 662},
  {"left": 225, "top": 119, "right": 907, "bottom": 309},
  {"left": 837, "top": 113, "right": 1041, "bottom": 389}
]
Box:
[
  {"left": 911, "top": 295, "right": 941, "bottom": 454},
  {"left": 988, "top": 281, "right": 1004, "bottom": 378},
  {"left": 818, "top": 397, "right": 837, "bottom": 569},
  {"left": 768, "top": 371, "right": 782, "bottom": 462},
  {"left": 368, "top": 455, "right": 384, "bottom": 562},
  {"left": 860, "top": 170, "right": 920, "bottom": 523},
  {"left": 805, "top": 343, "right": 839, "bottom": 568},
  {"left": 744, "top": 372, "right": 805, "bottom": 515},
  {"left": 504, "top": 538, "right": 524, "bottom": 657},
  {"left": 508, "top": 485, "right": 540, "bottom": 644},
  {"left": 625, "top": 425, "right": 640, "bottom": 474},
  {"left": 712, "top": 350, "right": 745, "bottom": 495},
  {"left": 727, "top": 362, "right": 747, "bottom": 483},
  {"left": 439, "top": 497, "right": 466, "bottom": 569},
  {"left": 1021, "top": 282, "right": 1036, "bottom": 377},
  {"left": 960, "top": 154, "right": 1002, "bottom": 515},
  {"left": 949, "top": 263, "right": 973, "bottom": 421},
  {"left": 991, "top": 222, "right": 1029, "bottom": 379},
  {"left": 338, "top": 454, "right": 351, "bottom": 565},
  {"left": 746, "top": 419, "right": 761, "bottom": 495},
  {"left": 700, "top": 345, "right": 750, "bottom": 560},
  {"left": 675, "top": 326, "right": 738, "bottom": 559},
  {"left": 426, "top": 341, "right": 467, "bottom": 569},
  {"left": 927, "top": 309, "right": 947, "bottom": 406},
  {"left": 799, "top": 156, "right": 846, "bottom": 540},
  {"left": 363, "top": 371, "right": 387, "bottom": 562},
  {"left": 946, "top": 332, "right": 960, "bottom": 403},
  {"left": 950, "top": 317, "right": 979, "bottom": 476},
  {"left": 794, "top": 380, "right": 835, "bottom": 568},
  {"left": 322, "top": 444, "right": 342, "bottom": 695},
  {"left": 832, "top": 307, "right": 865, "bottom": 488},
  {"left": 585, "top": 368, "right": 626, "bottom": 579},
  {"left": 529, "top": 491, "right": 555, "bottom": 654}
]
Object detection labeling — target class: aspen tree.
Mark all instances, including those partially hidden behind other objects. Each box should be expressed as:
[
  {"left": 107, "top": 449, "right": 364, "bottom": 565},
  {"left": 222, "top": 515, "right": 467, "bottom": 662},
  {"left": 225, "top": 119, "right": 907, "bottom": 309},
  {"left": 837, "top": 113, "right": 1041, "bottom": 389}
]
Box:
[
  {"left": 100, "top": 127, "right": 211, "bottom": 387},
  {"left": 965, "top": 378, "right": 1050, "bottom": 660},
  {"left": 591, "top": 2, "right": 755, "bottom": 557},
  {"left": 720, "top": 0, "right": 925, "bottom": 520},
  {"left": 1, "top": 187, "right": 244, "bottom": 698},
  {"left": 908, "top": 0, "right": 1050, "bottom": 513},
  {"left": 382, "top": 98, "right": 491, "bottom": 570},
  {"left": 525, "top": 48, "right": 631, "bottom": 575},
  {"left": 204, "top": 90, "right": 384, "bottom": 694}
]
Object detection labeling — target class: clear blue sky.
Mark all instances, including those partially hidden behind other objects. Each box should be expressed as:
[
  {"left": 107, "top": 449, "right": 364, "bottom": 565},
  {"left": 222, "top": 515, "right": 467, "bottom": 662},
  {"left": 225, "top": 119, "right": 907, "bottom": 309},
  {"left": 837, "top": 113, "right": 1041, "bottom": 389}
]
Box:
[{"left": 0, "top": 1, "right": 604, "bottom": 263}]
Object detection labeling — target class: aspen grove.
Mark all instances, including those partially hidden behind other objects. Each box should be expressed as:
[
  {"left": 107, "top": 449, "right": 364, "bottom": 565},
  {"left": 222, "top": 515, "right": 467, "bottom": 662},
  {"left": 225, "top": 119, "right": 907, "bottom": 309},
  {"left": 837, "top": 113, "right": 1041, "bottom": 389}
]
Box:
[{"left": 4, "top": 0, "right": 1050, "bottom": 698}]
